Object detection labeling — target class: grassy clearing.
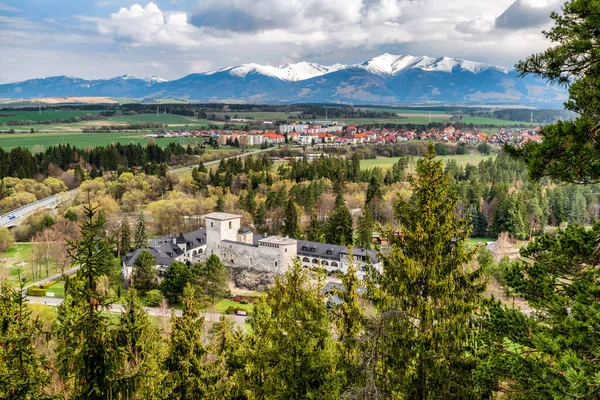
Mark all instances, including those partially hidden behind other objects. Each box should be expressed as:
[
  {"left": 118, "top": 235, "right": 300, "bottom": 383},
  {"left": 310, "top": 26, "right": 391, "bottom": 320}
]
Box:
[
  {"left": 360, "top": 154, "right": 494, "bottom": 171},
  {"left": 466, "top": 237, "right": 489, "bottom": 247},
  {"left": 210, "top": 299, "right": 255, "bottom": 315},
  {"left": 0, "top": 243, "right": 33, "bottom": 287}
]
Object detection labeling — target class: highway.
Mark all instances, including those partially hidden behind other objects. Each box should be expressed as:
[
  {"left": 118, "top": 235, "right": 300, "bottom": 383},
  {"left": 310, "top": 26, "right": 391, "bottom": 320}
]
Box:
[{"left": 0, "top": 147, "right": 276, "bottom": 228}]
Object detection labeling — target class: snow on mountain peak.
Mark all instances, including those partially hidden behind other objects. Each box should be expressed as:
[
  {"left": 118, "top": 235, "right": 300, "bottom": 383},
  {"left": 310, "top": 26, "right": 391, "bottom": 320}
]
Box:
[
  {"left": 145, "top": 75, "right": 168, "bottom": 83},
  {"left": 361, "top": 54, "right": 508, "bottom": 76}
]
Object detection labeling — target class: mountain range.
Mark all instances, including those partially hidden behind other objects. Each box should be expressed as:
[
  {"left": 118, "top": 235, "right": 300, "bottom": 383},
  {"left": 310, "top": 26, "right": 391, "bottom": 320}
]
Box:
[{"left": 0, "top": 54, "right": 566, "bottom": 107}]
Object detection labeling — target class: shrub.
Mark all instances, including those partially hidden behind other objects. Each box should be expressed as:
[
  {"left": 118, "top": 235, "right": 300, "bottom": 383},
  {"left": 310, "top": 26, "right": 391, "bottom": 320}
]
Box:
[
  {"left": 27, "top": 287, "right": 47, "bottom": 297},
  {"left": 240, "top": 299, "right": 249, "bottom": 305},
  {"left": 225, "top": 306, "right": 245, "bottom": 315},
  {"left": 0, "top": 227, "right": 14, "bottom": 253},
  {"left": 145, "top": 289, "right": 164, "bottom": 307}
]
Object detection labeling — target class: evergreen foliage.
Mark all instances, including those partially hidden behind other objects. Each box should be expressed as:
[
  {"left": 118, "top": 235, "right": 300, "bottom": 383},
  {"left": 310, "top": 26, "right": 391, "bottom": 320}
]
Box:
[
  {"left": 325, "top": 192, "right": 354, "bottom": 246},
  {"left": 357, "top": 143, "right": 488, "bottom": 399},
  {"left": 132, "top": 250, "right": 158, "bottom": 294},
  {"left": 198, "top": 255, "right": 230, "bottom": 305},
  {"left": 283, "top": 196, "right": 302, "bottom": 239},
  {"left": 133, "top": 211, "right": 148, "bottom": 250}
]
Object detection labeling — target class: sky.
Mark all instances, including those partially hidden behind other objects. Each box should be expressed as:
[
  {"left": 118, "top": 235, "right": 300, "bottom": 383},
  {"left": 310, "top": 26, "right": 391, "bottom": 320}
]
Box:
[{"left": 0, "top": 0, "right": 565, "bottom": 83}]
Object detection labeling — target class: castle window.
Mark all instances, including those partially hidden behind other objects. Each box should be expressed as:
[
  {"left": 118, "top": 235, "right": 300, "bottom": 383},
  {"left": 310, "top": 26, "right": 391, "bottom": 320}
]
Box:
[
  {"left": 285, "top": 249, "right": 287, "bottom": 252},
  {"left": 331, "top": 262, "right": 338, "bottom": 267},
  {"left": 302, "top": 246, "right": 308, "bottom": 251},
  {"left": 275, "top": 262, "right": 278, "bottom": 267},
  {"left": 211, "top": 222, "right": 213, "bottom": 228},
  {"left": 229, "top": 221, "right": 232, "bottom": 229},
  {"left": 326, "top": 249, "right": 332, "bottom": 255},
  {"left": 303, "top": 257, "right": 310, "bottom": 262}
]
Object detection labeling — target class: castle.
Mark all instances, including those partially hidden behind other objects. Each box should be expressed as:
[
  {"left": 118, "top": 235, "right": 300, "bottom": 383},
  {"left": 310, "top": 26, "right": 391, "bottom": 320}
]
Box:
[{"left": 122, "top": 212, "right": 380, "bottom": 285}]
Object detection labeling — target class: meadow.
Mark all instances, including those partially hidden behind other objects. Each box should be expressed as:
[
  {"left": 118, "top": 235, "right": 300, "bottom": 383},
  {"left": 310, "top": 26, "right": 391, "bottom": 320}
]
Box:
[
  {"left": 0, "top": 110, "right": 104, "bottom": 125},
  {"left": 360, "top": 154, "right": 494, "bottom": 171},
  {"left": 0, "top": 131, "right": 205, "bottom": 150}
]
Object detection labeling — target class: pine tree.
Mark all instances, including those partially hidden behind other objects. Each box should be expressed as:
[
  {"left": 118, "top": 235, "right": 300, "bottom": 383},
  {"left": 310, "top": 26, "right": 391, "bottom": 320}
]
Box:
[
  {"left": 356, "top": 207, "right": 374, "bottom": 249},
  {"left": 0, "top": 279, "right": 50, "bottom": 399},
  {"left": 325, "top": 192, "right": 353, "bottom": 246},
  {"left": 55, "top": 204, "right": 125, "bottom": 399},
  {"left": 283, "top": 196, "right": 302, "bottom": 239},
  {"left": 198, "top": 254, "right": 230, "bottom": 305},
  {"left": 305, "top": 213, "right": 323, "bottom": 242},
  {"left": 215, "top": 197, "right": 225, "bottom": 212},
  {"left": 331, "top": 256, "right": 365, "bottom": 390},
  {"left": 356, "top": 143, "right": 488, "bottom": 399},
  {"left": 116, "top": 288, "right": 165, "bottom": 398},
  {"left": 239, "top": 259, "right": 342, "bottom": 399},
  {"left": 253, "top": 203, "right": 266, "bottom": 232},
  {"left": 132, "top": 250, "right": 158, "bottom": 294},
  {"left": 165, "top": 284, "right": 209, "bottom": 399},
  {"left": 119, "top": 217, "right": 131, "bottom": 256},
  {"left": 133, "top": 211, "right": 148, "bottom": 250}
]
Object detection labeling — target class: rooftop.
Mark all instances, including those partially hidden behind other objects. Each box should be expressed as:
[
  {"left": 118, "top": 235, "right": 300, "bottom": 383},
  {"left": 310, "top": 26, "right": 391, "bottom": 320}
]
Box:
[
  {"left": 204, "top": 212, "right": 242, "bottom": 221},
  {"left": 259, "top": 236, "right": 297, "bottom": 246}
]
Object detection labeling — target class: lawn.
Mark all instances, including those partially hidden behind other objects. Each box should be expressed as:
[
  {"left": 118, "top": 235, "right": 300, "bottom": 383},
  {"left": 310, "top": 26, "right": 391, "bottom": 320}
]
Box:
[
  {"left": 360, "top": 154, "right": 494, "bottom": 171},
  {"left": 45, "top": 280, "right": 65, "bottom": 298},
  {"left": 210, "top": 298, "right": 255, "bottom": 315},
  {"left": 466, "top": 237, "right": 490, "bottom": 247},
  {"left": 0, "top": 243, "right": 33, "bottom": 287}
]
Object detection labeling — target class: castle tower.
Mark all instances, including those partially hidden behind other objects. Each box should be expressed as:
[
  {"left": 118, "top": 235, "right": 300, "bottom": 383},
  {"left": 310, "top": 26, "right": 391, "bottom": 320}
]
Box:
[{"left": 204, "top": 212, "right": 242, "bottom": 258}]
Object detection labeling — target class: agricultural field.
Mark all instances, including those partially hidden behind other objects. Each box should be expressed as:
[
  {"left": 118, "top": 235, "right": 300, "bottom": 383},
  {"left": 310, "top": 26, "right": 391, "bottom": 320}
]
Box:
[
  {"left": 360, "top": 154, "right": 495, "bottom": 171},
  {"left": 210, "top": 111, "right": 302, "bottom": 120},
  {"left": 0, "top": 110, "right": 104, "bottom": 125},
  {"left": 0, "top": 131, "right": 206, "bottom": 150},
  {"left": 357, "top": 107, "right": 449, "bottom": 115}
]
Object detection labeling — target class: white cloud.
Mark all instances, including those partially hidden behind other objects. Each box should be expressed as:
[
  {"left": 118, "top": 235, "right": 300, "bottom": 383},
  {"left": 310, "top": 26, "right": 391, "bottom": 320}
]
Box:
[
  {"left": 0, "top": 2, "right": 21, "bottom": 12},
  {"left": 455, "top": 14, "right": 495, "bottom": 34}
]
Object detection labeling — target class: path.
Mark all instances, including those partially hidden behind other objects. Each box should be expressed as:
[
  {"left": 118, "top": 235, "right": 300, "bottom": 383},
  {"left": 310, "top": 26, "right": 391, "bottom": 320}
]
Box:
[
  {"left": 27, "top": 296, "right": 248, "bottom": 327},
  {"left": 22, "top": 266, "right": 80, "bottom": 295}
]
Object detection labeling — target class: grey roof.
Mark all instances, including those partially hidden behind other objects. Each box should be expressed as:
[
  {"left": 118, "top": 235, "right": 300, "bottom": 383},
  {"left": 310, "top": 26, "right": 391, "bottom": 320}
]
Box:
[
  {"left": 238, "top": 227, "right": 253, "bottom": 234},
  {"left": 204, "top": 212, "right": 242, "bottom": 221},
  {"left": 122, "top": 228, "right": 207, "bottom": 268},
  {"left": 297, "top": 239, "right": 378, "bottom": 264}
]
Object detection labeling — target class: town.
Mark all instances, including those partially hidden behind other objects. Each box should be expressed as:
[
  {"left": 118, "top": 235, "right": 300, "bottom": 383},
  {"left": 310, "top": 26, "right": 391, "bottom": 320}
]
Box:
[{"left": 147, "top": 120, "right": 543, "bottom": 148}]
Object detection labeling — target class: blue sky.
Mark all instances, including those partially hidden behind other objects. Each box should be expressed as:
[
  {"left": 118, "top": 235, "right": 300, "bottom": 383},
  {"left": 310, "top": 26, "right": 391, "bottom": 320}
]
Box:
[{"left": 0, "top": 0, "right": 564, "bottom": 83}]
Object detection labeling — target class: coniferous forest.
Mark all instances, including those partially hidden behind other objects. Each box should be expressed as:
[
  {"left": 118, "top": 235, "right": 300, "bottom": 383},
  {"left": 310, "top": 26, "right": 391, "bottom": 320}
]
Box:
[{"left": 2, "top": 0, "right": 600, "bottom": 398}]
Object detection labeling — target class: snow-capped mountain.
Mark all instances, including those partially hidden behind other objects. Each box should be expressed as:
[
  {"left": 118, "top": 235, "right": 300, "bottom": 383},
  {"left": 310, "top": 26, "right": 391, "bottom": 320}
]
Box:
[
  {"left": 359, "top": 53, "right": 508, "bottom": 76},
  {"left": 0, "top": 54, "right": 565, "bottom": 106},
  {"left": 207, "top": 61, "right": 347, "bottom": 82}
]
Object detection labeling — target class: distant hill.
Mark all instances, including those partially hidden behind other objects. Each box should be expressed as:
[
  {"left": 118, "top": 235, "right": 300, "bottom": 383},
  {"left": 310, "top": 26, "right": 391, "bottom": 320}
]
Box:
[{"left": 0, "top": 54, "right": 566, "bottom": 107}]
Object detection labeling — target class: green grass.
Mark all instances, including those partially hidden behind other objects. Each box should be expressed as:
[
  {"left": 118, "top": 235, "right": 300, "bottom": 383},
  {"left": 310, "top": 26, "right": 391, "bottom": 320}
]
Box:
[
  {"left": 360, "top": 154, "right": 494, "bottom": 171},
  {"left": 107, "top": 113, "right": 202, "bottom": 125},
  {"left": 466, "top": 237, "right": 489, "bottom": 247},
  {"left": 210, "top": 299, "right": 255, "bottom": 315},
  {"left": 0, "top": 131, "right": 206, "bottom": 150},
  {"left": 0, "top": 243, "right": 33, "bottom": 287},
  {"left": 0, "top": 110, "right": 104, "bottom": 125},
  {"left": 357, "top": 107, "right": 448, "bottom": 115},
  {"left": 45, "top": 280, "right": 65, "bottom": 298},
  {"left": 211, "top": 111, "right": 301, "bottom": 121}
]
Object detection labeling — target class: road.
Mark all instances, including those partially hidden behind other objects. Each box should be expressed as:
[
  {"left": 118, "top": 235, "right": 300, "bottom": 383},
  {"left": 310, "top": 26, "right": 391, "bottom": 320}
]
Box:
[
  {"left": 0, "top": 147, "right": 276, "bottom": 227},
  {"left": 21, "top": 266, "right": 81, "bottom": 295},
  {"left": 0, "top": 190, "right": 76, "bottom": 228},
  {"left": 27, "top": 296, "right": 248, "bottom": 327}
]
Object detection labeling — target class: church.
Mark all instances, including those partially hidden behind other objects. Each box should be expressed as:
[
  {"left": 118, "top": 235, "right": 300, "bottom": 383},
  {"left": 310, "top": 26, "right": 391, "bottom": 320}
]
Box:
[{"left": 122, "top": 212, "right": 380, "bottom": 284}]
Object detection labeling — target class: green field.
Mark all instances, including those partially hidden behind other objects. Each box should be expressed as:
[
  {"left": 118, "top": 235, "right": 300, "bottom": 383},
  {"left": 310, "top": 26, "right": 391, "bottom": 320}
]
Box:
[
  {"left": 360, "top": 154, "right": 494, "bottom": 171},
  {"left": 0, "top": 131, "right": 206, "bottom": 150},
  {"left": 0, "top": 110, "right": 104, "bottom": 125},
  {"left": 211, "top": 111, "right": 301, "bottom": 120},
  {"left": 357, "top": 107, "right": 448, "bottom": 114}
]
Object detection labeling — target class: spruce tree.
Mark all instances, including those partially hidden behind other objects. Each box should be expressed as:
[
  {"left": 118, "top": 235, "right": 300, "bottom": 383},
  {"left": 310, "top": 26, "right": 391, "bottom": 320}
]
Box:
[
  {"left": 0, "top": 279, "right": 51, "bottom": 399},
  {"left": 305, "top": 213, "right": 323, "bottom": 242},
  {"left": 165, "top": 284, "right": 209, "bottom": 399},
  {"left": 55, "top": 204, "right": 125, "bottom": 399},
  {"left": 283, "top": 196, "right": 302, "bottom": 239},
  {"left": 325, "top": 192, "right": 353, "bottom": 246},
  {"left": 356, "top": 207, "right": 374, "bottom": 249},
  {"left": 133, "top": 211, "right": 148, "bottom": 250},
  {"left": 119, "top": 217, "right": 131, "bottom": 256},
  {"left": 356, "top": 143, "right": 488, "bottom": 399},
  {"left": 116, "top": 289, "right": 165, "bottom": 398},
  {"left": 132, "top": 250, "right": 158, "bottom": 294},
  {"left": 198, "top": 254, "right": 230, "bottom": 305},
  {"left": 239, "top": 259, "right": 342, "bottom": 399},
  {"left": 214, "top": 197, "right": 225, "bottom": 212}
]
